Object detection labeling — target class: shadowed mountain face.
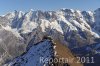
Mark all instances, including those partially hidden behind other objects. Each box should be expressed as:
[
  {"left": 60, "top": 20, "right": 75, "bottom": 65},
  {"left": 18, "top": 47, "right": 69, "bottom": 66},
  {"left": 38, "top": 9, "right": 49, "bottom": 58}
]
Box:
[
  {"left": 0, "top": 27, "right": 26, "bottom": 65},
  {"left": 0, "top": 8, "right": 100, "bottom": 66}
]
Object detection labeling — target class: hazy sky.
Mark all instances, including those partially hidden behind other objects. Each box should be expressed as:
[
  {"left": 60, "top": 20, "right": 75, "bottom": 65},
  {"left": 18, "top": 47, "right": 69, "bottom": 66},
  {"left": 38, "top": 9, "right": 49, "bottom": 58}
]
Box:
[{"left": 0, "top": 0, "right": 100, "bottom": 15}]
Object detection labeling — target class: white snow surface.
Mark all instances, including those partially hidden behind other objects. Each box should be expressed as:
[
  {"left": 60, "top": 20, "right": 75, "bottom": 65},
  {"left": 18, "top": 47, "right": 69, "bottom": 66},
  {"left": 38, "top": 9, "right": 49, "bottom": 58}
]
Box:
[
  {"left": 5, "top": 39, "right": 54, "bottom": 66},
  {"left": 0, "top": 8, "right": 100, "bottom": 38}
]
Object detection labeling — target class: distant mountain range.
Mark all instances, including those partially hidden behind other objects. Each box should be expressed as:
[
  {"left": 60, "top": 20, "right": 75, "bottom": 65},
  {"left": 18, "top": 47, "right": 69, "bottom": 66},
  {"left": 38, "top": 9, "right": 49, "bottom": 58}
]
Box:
[{"left": 0, "top": 8, "right": 100, "bottom": 66}]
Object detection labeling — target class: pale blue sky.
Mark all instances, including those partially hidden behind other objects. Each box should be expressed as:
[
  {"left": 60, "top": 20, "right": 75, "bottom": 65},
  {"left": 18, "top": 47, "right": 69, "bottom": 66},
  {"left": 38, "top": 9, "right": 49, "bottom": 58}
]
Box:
[{"left": 0, "top": 0, "right": 100, "bottom": 15}]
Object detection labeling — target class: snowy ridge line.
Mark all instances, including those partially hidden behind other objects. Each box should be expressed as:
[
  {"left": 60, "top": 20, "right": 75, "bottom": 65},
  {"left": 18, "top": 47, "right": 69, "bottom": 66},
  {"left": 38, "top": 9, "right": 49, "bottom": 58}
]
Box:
[{"left": 0, "top": 8, "right": 99, "bottom": 37}]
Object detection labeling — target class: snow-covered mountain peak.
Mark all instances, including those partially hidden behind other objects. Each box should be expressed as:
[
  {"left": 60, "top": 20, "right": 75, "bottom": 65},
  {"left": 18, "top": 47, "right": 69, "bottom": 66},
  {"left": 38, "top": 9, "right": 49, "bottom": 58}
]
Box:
[
  {"left": 95, "top": 8, "right": 100, "bottom": 12},
  {"left": 60, "top": 8, "right": 75, "bottom": 13},
  {"left": 0, "top": 8, "right": 99, "bottom": 39},
  {"left": 4, "top": 10, "right": 24, "bottom": 19}
]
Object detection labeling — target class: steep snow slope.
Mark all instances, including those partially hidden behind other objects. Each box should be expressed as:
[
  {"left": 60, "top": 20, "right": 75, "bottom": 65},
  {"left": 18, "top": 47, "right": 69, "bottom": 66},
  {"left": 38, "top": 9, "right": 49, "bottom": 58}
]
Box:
[{"left": 5, "top": 39, "right": 54, "bottom": 66}]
